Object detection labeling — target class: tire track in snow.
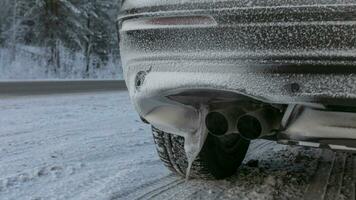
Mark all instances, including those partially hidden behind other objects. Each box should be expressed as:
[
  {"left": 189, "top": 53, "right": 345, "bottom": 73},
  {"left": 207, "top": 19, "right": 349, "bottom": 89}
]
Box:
[
  {"left": 141, "top": 178, "right": 230, "bottom": 200},
  {"left": 248, "top": 140, "right": 275, "bottom": 154},
  {"left": 324, "top": 152, "right": 347, "bottom": 200},
  {"left": 339, "top": 153, "right": 355, "bottom": 200},
  {"left": 304, "top": 151, "right": 356, "bottom": 200},
  {"left": 304, "top": 150, "right": 335, "bottom": 200},
  {"left": 109, "top": 174, "right": 181, "bottom": 200},
  {"left": 167, "top": 180, "right": 228, "bottom": 200},
  {"left": 134, "top": 179, "right": 185, "bottom": 200}
]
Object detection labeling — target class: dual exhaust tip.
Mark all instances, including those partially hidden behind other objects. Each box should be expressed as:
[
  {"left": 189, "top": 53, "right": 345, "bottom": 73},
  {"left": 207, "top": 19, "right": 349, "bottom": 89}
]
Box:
[{"left": 205, "top": 108, "right": 278, "bottom": 140}]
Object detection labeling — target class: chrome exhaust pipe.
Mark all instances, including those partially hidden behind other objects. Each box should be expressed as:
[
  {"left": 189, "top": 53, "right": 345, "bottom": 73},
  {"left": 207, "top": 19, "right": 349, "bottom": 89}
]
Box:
[
  {"left": 205, "top": 108, "right": 243, "bottom": 137},
  {"left": 237, "top": 108, "right": 280, "bottom": 140}
]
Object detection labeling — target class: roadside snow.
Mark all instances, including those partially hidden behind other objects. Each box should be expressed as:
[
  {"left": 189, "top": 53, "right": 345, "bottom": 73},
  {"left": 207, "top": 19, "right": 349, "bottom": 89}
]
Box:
[
  {"left": 0, "top": 92, "right": 169, "bottom": 200},
  {"left": 0, "top": 47, "right": 123, "bottom": 80},
  {"left": 0, "top": 91, "right": 327, "bottom": 200}
]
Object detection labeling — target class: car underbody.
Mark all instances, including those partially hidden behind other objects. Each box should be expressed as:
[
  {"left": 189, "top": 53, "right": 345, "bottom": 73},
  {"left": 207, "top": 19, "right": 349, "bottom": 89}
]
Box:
[{"left": 119, "top": 0, "right": 356, "bottom": 179}]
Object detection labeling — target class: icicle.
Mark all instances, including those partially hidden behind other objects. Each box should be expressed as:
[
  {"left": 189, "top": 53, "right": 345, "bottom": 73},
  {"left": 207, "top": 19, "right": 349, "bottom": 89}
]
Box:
[{"left": 184, "top": 105, "right": 209, "bottom": 181}]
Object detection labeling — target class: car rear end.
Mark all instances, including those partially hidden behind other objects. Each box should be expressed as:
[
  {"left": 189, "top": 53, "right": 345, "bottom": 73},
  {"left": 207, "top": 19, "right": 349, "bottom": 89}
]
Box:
[{"left": 118, "top": 0, "right": 356, "bottom": 179}]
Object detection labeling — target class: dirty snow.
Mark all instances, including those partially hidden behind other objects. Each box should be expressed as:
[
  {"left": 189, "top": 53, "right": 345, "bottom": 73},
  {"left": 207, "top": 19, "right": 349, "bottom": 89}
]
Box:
[{"left": 0, "top": 91, "right": 348, "bottom": 200}]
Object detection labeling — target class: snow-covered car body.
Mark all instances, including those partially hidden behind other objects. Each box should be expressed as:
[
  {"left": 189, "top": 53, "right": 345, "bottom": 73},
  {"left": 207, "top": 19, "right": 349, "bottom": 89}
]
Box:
[{"left": 118, "top": 0, "right": 356, "bottom": 178}]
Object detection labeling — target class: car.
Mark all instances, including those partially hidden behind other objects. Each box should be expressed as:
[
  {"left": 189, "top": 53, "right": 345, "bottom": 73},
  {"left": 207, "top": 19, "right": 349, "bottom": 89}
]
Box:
[{"left": 118, "top": 0, "right": 356, "bottom": 180}]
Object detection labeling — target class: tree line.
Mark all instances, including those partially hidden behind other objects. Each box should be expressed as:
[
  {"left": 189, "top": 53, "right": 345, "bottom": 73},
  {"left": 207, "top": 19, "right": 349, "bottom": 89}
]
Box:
[{"left": 0, "top": 0, "right": 121, "bottom": 77}]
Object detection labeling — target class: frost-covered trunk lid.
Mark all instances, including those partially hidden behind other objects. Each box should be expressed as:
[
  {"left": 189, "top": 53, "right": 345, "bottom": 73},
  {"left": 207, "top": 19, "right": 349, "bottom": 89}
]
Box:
[{"left": 120, "top": 0, "right": 356, "bottom": 16}]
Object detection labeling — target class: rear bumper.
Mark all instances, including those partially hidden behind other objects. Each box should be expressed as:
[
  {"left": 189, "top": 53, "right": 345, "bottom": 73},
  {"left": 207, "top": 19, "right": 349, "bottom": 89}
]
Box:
[{"left": 119, "top": 2, "right": 356, "bottom": 123}]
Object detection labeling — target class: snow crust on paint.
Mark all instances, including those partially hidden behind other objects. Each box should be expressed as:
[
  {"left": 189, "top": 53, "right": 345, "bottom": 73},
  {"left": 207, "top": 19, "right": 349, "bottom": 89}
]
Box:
[{"left": 122, "top": 0, "right": 356, "bottom": 10}]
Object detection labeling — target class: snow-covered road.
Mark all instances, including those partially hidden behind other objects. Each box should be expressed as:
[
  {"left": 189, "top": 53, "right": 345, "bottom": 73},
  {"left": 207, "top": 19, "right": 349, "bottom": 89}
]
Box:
[{"left": 0, "top": 92, "right": 355, "bottom": 200}]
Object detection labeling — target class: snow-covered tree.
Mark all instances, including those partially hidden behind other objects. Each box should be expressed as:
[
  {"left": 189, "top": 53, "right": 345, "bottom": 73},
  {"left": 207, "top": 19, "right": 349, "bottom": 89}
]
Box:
[
  {"left": 77, "top": 0, "right": 117, "bottom": 75},
  {"left": 0, "top": 0, "right": 121, "bottom": 78}
]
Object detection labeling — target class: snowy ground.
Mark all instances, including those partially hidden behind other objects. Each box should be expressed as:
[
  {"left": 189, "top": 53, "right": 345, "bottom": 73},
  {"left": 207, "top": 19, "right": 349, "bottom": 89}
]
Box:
[{"left": 0, "top": 91, "right": 354, "bottom": 200}]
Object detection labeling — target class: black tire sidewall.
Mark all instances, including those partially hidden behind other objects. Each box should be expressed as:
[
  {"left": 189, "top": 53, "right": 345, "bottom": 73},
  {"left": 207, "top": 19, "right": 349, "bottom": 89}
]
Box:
[{"left": 199, "top": 134, "right": 250, "bottom": 179}]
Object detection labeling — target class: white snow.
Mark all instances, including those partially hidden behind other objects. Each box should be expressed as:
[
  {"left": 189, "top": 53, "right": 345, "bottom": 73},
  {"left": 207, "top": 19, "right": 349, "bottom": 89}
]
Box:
[
  {"left": 0, "top": 91, "right": 169, "bottom": 200},
  {"left": 0, "top": 91, "right": 322, "bottom": 200}
]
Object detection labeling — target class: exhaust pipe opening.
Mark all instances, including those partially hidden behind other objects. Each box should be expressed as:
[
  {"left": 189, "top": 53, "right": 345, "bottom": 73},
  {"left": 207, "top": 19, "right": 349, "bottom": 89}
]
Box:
[
  {"left": 237, "top": 108, "right": 281, "bottom": 140},
  {"left": 237, "top": 115, "right": 262, "bottom": 140},
  {"left": 205, "top": 112, "right": 228, "bottom": 136},
  {"left": 206, "top": 106, "right": 281, "bottom": 139}
]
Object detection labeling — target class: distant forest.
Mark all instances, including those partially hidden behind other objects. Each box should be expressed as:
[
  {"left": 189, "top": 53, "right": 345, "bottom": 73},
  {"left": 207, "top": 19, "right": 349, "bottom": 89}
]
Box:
[{"left": 0, "top": 0, "right": 123, "bottom": 79}]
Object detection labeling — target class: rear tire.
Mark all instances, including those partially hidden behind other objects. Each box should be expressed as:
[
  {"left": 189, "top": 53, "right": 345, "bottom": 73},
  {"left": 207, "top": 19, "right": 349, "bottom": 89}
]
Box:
[{"left": 152, "top": 127, "right": 250, "bottom": 179}]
